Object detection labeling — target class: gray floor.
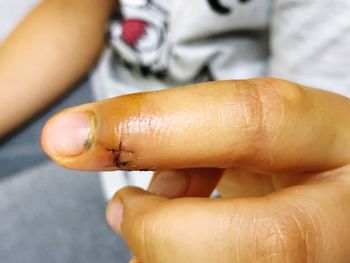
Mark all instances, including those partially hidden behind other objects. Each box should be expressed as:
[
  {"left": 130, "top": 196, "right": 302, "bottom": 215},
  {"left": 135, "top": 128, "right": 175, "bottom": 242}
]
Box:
[
  {"left": 0, "top": 81, "right": 131, "bottom": 263},
  {"left": 0, "top": 162, "right": 130, "bottom": 263}
]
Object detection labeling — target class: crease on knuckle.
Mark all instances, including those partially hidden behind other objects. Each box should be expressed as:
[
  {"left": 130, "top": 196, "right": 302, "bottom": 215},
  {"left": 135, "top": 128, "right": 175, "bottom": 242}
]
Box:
[
  {"left": 230, "top": 79, "right": 282, "bottom": 162},
  {"left": 241, "top": 78, "right": 304, "bottom": 159},
  {"left": 248, "top": 79, "right": 286, "bottom": 142},
  {"left": 248, "top": 202, "right": 319, "bottom": 263}
]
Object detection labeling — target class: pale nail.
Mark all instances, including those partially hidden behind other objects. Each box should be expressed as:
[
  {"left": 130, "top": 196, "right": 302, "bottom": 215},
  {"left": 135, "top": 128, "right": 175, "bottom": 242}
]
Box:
[{"left": 43, "top": 112, "right": 93, "bottom": 156}]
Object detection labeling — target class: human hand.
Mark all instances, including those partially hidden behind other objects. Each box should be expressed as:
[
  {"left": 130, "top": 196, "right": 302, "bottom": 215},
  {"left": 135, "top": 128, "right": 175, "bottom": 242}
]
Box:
[{"left": 42, "top": 78, "right": 350, "bottom": 263}]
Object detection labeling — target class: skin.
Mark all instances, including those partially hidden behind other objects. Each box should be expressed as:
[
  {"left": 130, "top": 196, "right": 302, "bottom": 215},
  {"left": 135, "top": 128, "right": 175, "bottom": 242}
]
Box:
[
  {"left": 42, "top": 78, "right": 350, "bottom": 263},
  {"left": 0, "top": 0, "right": 116, "bottom": 138}
]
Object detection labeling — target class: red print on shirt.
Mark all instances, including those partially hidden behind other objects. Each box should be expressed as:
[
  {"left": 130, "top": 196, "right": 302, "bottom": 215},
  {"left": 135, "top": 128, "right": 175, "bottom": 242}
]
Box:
[{"left": 121, "top": 19, "right": 147, "bottom": 46}]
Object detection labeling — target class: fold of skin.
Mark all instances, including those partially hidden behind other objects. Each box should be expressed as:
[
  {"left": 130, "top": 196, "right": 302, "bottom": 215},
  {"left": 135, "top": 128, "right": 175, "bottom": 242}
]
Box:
[{"left": 42, "top": 78, "right": 350, "bottom": 263}]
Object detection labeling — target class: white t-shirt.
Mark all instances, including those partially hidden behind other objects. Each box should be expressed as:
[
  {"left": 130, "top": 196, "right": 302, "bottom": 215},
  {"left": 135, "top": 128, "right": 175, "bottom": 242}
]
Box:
[{"left": 91, "top": 0, "right": 350, "bottom": 199}]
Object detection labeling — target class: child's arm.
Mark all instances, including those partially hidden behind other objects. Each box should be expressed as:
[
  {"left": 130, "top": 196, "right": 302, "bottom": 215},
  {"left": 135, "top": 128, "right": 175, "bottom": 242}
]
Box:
[{"left": 0, "top": 0, "right": 117, "bottom": 138}]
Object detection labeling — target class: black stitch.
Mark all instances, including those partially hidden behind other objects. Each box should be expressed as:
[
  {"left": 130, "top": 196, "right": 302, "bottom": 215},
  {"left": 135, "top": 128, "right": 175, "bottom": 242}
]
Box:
[
  {"left": 106, "top": 141, "right": 133, "bottom": 169},
  {"left": 116, "top": 160, "right": 128, "bottom": 168}
]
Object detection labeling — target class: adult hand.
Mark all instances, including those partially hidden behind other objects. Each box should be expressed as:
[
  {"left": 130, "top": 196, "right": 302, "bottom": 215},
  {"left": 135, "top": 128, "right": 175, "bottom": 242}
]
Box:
[{"left": 42, "top": 78, "right": 350, "bottom": 263}]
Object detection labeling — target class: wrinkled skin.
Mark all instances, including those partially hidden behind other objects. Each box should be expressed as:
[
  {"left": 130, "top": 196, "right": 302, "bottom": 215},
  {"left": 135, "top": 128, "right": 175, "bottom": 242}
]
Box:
[{"left": 42, "top": 78, "right": 350, "bottom": 263}]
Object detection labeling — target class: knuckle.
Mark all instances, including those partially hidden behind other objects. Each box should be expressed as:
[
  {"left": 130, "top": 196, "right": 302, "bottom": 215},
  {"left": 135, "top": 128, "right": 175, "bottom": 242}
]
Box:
[
  {"left": 232, "top": 79, "right": 280, "bottom": 147},
  {"left": 245, "top": 78, "right": 297, "bottom": 138},
  {"left": 247, "top": 203, "right": 320, "bottom": 263},
  {"left": 236, "top": 78, "right": 305, "bottom": 160},
  {"left": 255, "top": 78, "right": 304, "bottom": 132}
]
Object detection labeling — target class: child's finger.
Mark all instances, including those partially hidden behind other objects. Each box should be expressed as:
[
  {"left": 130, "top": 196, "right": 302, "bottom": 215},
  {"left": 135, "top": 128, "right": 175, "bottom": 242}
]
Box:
[{"left": 42, "top": 78, "right": 350, "bottom": 173}]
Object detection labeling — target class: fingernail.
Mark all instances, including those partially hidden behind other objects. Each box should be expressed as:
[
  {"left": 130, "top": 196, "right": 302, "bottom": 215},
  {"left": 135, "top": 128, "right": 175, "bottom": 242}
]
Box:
[
  {"left": 107, "top": 199, "right": 123, "bottom": 234},
  {"left": 149, "top": 171, "right": 190, "bottom": 198},
  {"left": 43, "top": 112, "right": 94, "bottom": 157}
]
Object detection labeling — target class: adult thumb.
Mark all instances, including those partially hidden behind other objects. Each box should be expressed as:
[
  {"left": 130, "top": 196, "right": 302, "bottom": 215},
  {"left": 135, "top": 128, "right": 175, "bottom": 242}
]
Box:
[{"left": 106, "top": 170, "right": 350, "bottom": 263}]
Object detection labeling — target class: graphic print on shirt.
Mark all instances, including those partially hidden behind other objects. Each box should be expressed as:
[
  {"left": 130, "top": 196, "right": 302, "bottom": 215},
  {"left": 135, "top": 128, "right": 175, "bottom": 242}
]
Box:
[
  {"left": 208, "top": 0, "right": 251, "bottom": 15},
  {"left": 108, "top": 0, "right": 170, "bottom": 78},
  {"left": 108, "top": 0, "right": 260, "bottom": 81}
]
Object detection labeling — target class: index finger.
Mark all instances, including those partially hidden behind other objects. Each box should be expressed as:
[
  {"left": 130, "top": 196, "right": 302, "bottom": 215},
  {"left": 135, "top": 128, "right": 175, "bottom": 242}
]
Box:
[{"left": 41, "top": 78, "right": 350, "bottom": 173}]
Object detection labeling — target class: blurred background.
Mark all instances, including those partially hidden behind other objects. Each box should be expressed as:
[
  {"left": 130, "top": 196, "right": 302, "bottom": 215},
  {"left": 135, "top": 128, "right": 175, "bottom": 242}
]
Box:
[{"left": 0, "top": 1, "right": 130, "bottom": 262}]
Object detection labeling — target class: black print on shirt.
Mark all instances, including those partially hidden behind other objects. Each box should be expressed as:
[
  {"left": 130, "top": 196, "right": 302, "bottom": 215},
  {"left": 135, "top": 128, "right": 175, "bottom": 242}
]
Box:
[
  {"left": 108, "top": 0, "right": 254, "bottom": 82},
  {"left": 108, "top": 0, "right": 170, "bottom": 79},
  {"left": 208, "top": 0, "right": 231, "bottom": 14},
  {"left": 208, "top": 0, "right": 252, "bottom": 15}
]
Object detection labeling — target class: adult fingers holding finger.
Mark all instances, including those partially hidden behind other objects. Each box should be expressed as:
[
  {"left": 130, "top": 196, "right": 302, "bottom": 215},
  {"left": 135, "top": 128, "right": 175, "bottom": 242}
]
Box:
[{"left": 107, "top": 166, "right": 350, "bottom": 263}]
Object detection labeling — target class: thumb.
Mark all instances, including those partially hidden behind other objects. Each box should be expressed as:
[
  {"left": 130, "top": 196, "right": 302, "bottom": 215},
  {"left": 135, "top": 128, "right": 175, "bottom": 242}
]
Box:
[
  {"left": 106, "top": 187, "right": 268, "bottom": 263},
  {"left": 106, "top": 187, "right": 167, "bottom": 235},
  {"left": 107, "top": 169, "right": 350, "bottom": 263}
]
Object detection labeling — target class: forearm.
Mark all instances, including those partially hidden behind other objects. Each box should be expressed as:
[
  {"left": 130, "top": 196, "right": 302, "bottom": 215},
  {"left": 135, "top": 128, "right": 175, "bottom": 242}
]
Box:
[{"left": 0, "top": 0, "right": 116, "bottom": 138}]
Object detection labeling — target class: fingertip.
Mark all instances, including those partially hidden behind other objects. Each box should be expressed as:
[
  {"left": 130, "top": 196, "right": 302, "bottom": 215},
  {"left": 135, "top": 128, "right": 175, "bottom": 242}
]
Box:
[
  {"left": 106, "top": 186, "right": 162, "bottom": 234},
  {"left": 41, "top": 107, "right": 117, "bottom": 171},
  {"left": 116, "top": 186, "right": 151, "bottom": 201},
  {"left": 107, "top": 186, "right": 167, "bottom": 232},
  {"left": 41, "top": 110, "right": 95, "bottom": 159}
]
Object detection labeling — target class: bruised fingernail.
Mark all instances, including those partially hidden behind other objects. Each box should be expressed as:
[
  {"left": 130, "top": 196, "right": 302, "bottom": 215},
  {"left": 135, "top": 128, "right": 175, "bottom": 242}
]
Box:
[
  {"left": 149, "top": 171, "right": 190, "bottom": 198},
  {"left": 43, "top": 111, "right": 95, "bottom": 157},
  {"left": 107, "top": 199, "right": 123, "bottom": 234}
]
